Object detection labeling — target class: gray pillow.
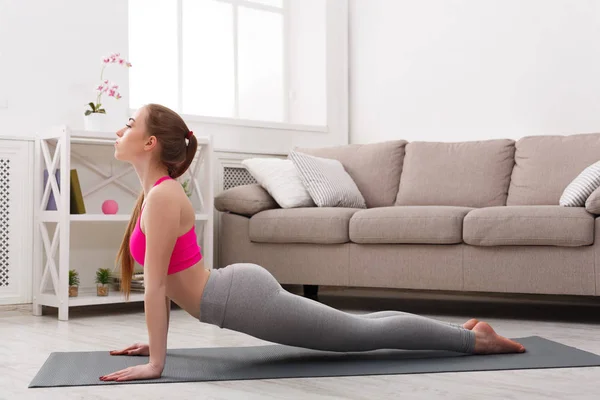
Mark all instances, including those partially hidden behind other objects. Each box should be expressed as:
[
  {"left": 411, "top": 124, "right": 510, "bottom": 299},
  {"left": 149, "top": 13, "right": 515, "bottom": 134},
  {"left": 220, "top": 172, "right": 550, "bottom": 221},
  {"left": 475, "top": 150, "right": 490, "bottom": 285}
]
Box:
[
  {"left": 585, "top": 186, "right": 600, "bottom": 214},
  {"left": 215, "top": 184, "right": 279, "bottom": 216},
  {"left": 560, "top": 160, "right": 600, "bottom": 207},
  {"left": 288, "top": 150, "right": 366, "bottom": 208}
]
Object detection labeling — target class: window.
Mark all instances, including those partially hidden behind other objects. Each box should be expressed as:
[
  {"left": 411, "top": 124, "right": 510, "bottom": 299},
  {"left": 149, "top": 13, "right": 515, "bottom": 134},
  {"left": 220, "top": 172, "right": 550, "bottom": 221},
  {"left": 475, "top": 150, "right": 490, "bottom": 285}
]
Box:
[{"left": 128, "top": 0, "right": 326, "bottom": 126}]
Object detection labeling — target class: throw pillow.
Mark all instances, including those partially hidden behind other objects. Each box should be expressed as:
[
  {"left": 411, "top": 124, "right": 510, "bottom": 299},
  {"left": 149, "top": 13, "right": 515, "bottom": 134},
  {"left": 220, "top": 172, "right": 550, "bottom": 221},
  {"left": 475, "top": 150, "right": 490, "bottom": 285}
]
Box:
[
  {"left": 241, "top": 158, "right": 315, "bottom": 208},
  {"left": 559, "top": 160, "right": 600, "bottom": 207},
  {"left": 288, "top": 150, "right": 366, "bottom": 208},
  {"left": 585, "top": 186, "right": 600, "bottom": 214},
  {"left": 214, "top": 184, "right": 279, "bottom": 216}
]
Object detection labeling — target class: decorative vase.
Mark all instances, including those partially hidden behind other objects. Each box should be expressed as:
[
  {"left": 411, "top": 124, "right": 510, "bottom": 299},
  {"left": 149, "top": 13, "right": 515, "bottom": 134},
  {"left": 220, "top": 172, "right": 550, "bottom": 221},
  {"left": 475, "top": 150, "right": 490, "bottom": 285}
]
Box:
[
  {"left": 69, "top": 286, "right": 79, "bottom": 297},
  {"left": 102, "top": 200, "right": 118, "bottom": 214},
  {"left": 84, "top": 112, "right": 111, "bottom": 132},
  {"left": 97, "top": 284, "right": 109, "bottom": 296}
]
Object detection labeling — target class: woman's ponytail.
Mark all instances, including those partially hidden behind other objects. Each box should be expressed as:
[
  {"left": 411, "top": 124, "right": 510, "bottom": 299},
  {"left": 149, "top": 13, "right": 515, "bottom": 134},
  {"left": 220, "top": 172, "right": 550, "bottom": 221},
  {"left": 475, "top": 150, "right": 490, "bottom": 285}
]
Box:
[{"left": 116, "top": 192, "right": 144, "bottom": 299}]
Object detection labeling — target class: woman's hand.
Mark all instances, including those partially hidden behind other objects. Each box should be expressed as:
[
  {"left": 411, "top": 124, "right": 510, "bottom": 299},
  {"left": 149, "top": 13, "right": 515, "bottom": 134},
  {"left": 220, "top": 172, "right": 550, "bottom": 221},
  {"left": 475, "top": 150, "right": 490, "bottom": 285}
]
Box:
[
  {"left": 100, "top": 363, "right": 162, "bottom": 382},
  {"left": 109, "top": 343, "right": 150, "bottom": 356}
]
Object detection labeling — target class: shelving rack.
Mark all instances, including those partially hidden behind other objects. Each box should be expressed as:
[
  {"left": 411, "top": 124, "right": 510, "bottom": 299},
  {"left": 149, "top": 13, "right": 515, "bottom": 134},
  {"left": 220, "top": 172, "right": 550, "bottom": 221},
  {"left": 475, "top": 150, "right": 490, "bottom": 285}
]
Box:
[{"left": 32, "top": 126, "right": 213, "bottom": 320}]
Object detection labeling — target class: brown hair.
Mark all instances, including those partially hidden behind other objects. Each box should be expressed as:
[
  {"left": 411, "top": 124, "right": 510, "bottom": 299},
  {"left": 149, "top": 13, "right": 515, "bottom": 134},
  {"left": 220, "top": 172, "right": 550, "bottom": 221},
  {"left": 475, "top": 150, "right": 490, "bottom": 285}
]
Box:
[{"left": 115, "top": 104, "right": 198, "bottom": 298}]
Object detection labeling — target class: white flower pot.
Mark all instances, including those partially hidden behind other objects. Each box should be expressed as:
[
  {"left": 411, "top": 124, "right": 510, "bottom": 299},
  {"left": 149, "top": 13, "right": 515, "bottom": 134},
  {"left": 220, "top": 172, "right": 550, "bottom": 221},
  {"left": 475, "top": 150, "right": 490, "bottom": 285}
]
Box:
[{"left": 84, "top": 112, "right": 112, "bottom": 132}]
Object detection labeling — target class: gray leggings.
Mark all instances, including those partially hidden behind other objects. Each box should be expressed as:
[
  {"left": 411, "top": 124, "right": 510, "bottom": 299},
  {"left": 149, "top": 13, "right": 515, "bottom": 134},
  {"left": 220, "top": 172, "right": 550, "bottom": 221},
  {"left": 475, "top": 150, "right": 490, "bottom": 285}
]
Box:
[{"left": 199, "top": 263, "right": 475, "bottom": 354}]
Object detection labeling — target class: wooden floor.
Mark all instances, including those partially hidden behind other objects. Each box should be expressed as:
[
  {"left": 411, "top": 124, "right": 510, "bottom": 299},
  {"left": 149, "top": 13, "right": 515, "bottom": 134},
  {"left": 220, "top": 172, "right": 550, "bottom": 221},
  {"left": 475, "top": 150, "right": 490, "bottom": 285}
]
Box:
[{"left": 2, "top": 286, "right": 600, "bottom": 400}]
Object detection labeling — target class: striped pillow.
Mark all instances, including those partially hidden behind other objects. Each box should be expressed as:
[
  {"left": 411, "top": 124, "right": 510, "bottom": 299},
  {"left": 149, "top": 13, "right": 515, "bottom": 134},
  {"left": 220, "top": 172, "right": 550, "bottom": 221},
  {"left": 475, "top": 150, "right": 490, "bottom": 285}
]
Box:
[
  {"left": 288, "top": 150, "right": 366, "bottom": 208},
  {"left": 560, "top": 160, "right": 600, "bottom": 207}
]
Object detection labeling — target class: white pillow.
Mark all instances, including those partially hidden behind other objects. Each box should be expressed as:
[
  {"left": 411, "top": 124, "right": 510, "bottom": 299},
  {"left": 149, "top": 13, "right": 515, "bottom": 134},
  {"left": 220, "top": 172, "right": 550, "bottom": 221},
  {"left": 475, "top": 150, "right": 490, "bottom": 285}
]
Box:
[
  {"left": 560, "top": 160, "right": 600, "bottom": 207},
  {"left": 241, "top": 158, "right": 315, "bottom": 208},
  {"left": 288, "top": 150, "right": 366, "bottom": 208}
]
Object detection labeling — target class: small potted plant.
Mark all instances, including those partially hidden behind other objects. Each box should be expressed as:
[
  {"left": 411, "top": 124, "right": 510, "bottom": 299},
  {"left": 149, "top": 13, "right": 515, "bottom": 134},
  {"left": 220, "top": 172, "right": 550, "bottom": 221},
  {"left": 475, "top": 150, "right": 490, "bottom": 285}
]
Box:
[
  {"left": 68, "top": 269, "right": 79, "bottom": 297},
  {"left": 95, "top": 268, "right": 112, "bottom": 296}
]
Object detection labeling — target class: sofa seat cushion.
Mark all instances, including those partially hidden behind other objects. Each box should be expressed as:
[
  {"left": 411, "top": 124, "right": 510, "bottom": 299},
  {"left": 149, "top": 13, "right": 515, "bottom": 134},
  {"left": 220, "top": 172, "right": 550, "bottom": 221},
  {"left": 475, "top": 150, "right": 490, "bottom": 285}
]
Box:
[
  {"left": 349, "top": 206, "right": 473, "bottom": 244},
  {"left": 249, "top": 208, "right": 361, "bottom": 244},
  {"left": 463, "top": 206, "right": 594, "bottom": 247}
]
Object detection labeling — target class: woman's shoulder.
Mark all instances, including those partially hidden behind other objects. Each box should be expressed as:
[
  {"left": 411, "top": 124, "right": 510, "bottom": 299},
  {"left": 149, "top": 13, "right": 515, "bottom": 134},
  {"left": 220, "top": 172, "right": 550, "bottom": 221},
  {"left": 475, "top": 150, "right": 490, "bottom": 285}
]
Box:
[{"left": 146, "top": 179, "right": 186, "bottom": 208}]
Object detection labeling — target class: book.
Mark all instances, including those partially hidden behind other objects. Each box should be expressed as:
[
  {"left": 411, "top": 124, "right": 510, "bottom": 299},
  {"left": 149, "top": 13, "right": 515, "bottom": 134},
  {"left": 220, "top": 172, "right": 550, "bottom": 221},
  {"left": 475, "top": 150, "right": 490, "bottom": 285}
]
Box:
[
  {"left": 69, "top": 169, "right": 86, "bottom": 214},
  {"left": 112, "top": 274, "right": 145, "bottom": 292},
  {"left": 42, "top": 169, "right": 86, "bottom": 214}
]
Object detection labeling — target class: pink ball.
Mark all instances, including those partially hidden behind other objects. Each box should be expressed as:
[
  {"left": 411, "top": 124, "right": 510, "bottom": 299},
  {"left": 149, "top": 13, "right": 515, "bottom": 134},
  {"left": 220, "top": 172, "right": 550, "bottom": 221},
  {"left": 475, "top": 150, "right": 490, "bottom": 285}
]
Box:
[{"left": 102, "top": 200, "right": 119, "bottom": 214}]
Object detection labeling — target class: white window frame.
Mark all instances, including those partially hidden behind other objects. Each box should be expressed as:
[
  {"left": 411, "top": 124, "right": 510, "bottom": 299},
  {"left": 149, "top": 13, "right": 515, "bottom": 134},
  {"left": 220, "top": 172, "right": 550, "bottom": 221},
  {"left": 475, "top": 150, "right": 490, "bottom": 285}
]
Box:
[{"left": 129, "top": 0, "right": 346, "bottom": 135}]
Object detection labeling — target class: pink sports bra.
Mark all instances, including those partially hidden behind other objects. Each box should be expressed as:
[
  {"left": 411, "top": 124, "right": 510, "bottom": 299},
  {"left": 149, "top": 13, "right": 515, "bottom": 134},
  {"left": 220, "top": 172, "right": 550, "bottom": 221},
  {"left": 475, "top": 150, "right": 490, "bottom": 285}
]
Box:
[{"left": 129, "top": 176, "right": 202, "bottom": 275}]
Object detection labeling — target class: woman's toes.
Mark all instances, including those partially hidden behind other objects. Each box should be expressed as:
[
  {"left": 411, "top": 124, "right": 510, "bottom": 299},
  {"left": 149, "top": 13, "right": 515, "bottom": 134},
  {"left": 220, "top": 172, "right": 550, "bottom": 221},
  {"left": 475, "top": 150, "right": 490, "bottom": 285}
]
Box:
[{"left": 462, "top": 318, "right": 479, "bottom": 330}]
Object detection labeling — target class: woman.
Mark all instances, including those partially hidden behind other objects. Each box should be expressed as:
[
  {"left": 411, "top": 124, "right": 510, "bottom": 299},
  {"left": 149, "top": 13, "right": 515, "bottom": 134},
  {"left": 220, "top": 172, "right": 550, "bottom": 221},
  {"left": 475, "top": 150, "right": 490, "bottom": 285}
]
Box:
[{"left": 100, "top": 104, "right": 525, "bottom": 382}]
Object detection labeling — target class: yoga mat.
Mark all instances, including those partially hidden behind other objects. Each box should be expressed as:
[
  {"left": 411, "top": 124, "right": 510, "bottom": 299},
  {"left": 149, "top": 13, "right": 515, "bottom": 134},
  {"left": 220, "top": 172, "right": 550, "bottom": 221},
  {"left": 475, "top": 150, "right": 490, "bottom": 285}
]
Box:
[{"left": 29, "top": 336, "right": 600, "bottom": 388}]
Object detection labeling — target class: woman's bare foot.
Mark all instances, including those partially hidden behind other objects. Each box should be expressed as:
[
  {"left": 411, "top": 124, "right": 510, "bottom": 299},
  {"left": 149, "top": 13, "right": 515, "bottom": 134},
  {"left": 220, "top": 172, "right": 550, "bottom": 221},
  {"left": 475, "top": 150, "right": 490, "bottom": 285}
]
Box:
[
  {"left": 472, "top": 321, "right": 526, "bottom": 354},
  {"left": 463, "top": 318, "right": 479, "bottom": 330}
]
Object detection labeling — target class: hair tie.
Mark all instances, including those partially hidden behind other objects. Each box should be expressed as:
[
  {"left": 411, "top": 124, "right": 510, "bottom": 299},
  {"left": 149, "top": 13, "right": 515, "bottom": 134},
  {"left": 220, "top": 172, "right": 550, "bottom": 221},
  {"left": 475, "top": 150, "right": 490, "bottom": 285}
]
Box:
[{"left": 186, "top": 130, "right": 193, "bottom": 140}]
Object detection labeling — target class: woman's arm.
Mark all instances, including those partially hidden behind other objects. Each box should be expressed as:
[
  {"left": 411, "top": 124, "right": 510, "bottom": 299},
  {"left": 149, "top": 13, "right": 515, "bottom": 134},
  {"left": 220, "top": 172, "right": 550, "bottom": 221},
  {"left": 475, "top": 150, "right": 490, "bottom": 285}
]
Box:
[{"left": 142, "top": 188, "right": 180, "bottom": 373}]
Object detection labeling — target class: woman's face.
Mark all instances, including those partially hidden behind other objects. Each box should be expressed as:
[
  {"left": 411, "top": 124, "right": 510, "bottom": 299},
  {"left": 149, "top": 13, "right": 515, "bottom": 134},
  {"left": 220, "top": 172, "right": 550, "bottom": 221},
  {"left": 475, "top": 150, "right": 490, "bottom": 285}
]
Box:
[{"left": 114, "top": 107, "right": 150, "bottom": 162}]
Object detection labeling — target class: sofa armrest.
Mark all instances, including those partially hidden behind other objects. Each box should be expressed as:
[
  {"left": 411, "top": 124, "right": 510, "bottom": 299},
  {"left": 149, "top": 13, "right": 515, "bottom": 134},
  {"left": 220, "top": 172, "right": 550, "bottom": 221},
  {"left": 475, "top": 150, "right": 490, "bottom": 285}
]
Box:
[
  {"left": 215, "top": 184, "right": 279, "bottom": 217},
  {"left": 586, "top": 186, "right": 600, "bottom": 215}
]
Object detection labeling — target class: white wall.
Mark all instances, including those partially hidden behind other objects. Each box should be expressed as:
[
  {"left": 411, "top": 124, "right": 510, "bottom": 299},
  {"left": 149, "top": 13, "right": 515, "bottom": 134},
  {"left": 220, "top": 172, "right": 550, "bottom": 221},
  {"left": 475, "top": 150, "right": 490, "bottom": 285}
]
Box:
[
  {"left": 0, "top": 0, "right": 130, "bottom": 138},
  {"left": 349, "top": 0, "right": 600, "bottom": 144}
]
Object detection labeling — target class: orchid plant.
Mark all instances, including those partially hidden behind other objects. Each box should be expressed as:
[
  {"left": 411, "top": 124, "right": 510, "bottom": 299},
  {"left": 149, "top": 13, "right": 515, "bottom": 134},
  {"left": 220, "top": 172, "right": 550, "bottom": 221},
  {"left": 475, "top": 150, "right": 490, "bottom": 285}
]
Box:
[{"left": 85, "top": 52, "right": 132, "bottom": 116}]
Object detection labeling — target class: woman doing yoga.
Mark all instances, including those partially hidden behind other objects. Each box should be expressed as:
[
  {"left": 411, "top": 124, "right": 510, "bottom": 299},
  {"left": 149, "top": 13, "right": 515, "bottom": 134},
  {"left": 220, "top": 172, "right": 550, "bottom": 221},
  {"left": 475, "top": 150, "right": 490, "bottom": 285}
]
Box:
[{"left": 100, "top": 104, "right": 525, "bottom": 382}]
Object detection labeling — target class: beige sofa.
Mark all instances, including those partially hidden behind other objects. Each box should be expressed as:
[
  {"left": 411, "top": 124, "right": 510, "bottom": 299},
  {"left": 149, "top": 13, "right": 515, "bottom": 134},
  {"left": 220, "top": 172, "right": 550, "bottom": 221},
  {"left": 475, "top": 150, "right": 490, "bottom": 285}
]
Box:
[{"left": 215, "top": 133, "right": 600, "bottom": 299}]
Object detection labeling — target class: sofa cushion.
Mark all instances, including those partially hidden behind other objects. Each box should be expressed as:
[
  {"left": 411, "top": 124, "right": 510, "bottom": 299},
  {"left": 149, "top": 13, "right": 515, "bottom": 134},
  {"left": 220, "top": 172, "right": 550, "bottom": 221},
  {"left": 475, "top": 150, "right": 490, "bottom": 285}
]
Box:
[
  {"left": 463, "top": 206, "right": 594, "bottom": 247},
  {"left": 395, "top": 139, "right": 515, "bottom": 208},
  {"left": 249, "top": 208, "right": 361, "bottom": 244},
  {"left": 349, "top": 206, "right": 473, "bottom": 244},
  {"left": 507, "top": 133, "right": 600, "bottom": 205},
  {"left": 295, "top": 140, "right": 407, "bottom": 208},
  {"left": 215, "top": 184, "right": 279, "bottom": 217}
]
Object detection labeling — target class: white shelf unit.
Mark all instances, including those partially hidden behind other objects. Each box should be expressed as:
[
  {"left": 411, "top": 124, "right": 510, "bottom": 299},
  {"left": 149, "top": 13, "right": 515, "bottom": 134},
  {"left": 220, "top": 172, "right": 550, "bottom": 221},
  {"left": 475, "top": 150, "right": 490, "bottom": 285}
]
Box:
[{"left": 32, "top": 126, "right": 214, "bottom": 320}]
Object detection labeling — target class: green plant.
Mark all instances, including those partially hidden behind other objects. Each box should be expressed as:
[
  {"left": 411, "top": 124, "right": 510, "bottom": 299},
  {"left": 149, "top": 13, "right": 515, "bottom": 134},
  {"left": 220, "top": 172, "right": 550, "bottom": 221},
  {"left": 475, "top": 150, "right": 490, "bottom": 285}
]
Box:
[
  {"left": 85, "top": 102, "right": 106, "bottom": 116},
  {"left": 181, "top": 179, "right": 192, "bottom": 197},
  {"left": 69, "top": 269, "right": 80, "bottom": 286},
  {"left": 95, "top": 268, "right": 112, "bottom": 285}
]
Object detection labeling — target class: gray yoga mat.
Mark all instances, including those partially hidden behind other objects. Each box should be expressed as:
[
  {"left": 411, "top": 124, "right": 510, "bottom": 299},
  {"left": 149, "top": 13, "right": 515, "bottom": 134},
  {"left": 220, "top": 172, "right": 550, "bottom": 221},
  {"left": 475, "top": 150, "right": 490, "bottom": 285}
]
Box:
[{"left": 29, "top": 336, "right": 600, "bottom": 388}]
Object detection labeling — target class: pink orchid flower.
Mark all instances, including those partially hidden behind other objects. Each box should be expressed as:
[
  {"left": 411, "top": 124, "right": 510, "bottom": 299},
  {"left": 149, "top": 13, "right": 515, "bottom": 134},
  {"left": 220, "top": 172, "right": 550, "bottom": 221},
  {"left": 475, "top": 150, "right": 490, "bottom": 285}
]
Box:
[{"left": 88, "top": 52, "right": 131, "bottom": 115}]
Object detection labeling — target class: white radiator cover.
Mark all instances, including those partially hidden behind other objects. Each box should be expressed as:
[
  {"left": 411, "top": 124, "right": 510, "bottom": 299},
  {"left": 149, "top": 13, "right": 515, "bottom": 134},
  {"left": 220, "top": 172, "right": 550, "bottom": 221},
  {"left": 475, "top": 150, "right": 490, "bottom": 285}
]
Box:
[
  {"left": 0, "top": 139, "right": 33, "bottom": 305},
  {"left": 222, "top": 166, "right": 257, "bottom": 191}
]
